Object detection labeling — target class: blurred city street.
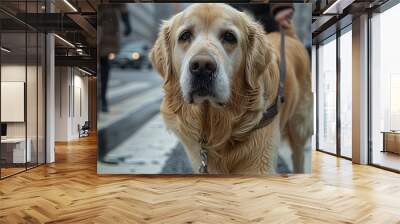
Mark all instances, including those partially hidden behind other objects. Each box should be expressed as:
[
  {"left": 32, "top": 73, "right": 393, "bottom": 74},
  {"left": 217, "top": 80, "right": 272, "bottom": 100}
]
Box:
[
  {"left": 96, "top": 3, "right": 197, "bottom": 174},
  {"left": 97, "top": 68, "right": 193, "bottom": 174}
]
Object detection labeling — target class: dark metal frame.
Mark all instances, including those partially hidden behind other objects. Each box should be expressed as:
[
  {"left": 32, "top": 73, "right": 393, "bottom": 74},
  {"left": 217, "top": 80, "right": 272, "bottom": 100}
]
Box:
[
  {"left": 315, "top": 44, "right": 319, "bottom": 151},
  {"left": 367, "top": 10, "right": 373, "bottom": 166},
  {"left": 336, "top": 18, "right": 341, "bottom": 159}
]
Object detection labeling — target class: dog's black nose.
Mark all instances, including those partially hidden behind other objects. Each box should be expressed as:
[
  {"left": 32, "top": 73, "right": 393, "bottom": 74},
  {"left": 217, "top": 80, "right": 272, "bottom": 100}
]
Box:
[{"left": 189, "top": 54, "right": 217, "bottom": 77}]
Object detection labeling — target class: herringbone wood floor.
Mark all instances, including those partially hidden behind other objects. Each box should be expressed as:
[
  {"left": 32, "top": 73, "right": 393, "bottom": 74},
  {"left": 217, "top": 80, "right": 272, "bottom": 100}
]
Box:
[{"left": 1, "top": 135, "right": 400, "bottom": 224}]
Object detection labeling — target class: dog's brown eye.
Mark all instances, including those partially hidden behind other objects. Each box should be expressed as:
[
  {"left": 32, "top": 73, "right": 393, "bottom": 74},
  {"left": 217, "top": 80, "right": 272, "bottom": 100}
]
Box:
[
  {"left": 179, "top": 30, "right": 192, "bottom": 42},
  {"left": 221, "top": 31, "right": 237, "bottom": 44}
]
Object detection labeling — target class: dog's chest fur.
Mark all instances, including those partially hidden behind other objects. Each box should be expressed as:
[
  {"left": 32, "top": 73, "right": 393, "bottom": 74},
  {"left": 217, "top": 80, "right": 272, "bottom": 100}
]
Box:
[{"left": 160, "top": 100, "right": 277, "bottom": 174}]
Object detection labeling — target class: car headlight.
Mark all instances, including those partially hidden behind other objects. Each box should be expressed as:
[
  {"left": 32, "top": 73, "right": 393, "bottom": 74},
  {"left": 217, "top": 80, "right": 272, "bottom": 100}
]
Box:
[
  {"left": 132, "top": 52, "right": 140, "bottom": 60},
  {"left": 108, "top": 52, "right": 116, "bottom": 60}
]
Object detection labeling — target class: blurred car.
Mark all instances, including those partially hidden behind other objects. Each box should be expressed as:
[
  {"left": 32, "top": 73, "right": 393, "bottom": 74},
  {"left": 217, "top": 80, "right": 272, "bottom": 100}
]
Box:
[{"left": 109, "top": 42, "right": 152, "bottom": 69}]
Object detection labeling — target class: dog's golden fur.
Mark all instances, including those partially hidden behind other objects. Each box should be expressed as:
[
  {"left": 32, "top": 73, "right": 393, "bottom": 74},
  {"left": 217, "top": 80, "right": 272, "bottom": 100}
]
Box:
[{"left": 150, "top": 3, "right": 312, "bottom": 174}]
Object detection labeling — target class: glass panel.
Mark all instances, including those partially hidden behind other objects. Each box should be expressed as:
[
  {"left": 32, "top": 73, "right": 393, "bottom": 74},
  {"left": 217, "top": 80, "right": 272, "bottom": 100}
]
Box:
[
  {"left": 340, "top": 29, "right": 352, "bottom": 158},
  {"left": 0, "top": 0, "right": 46, "bottom": 178},
  {"left": 312, "top": 45, "right": 317, "bottom": 151},
  {"left": 317, "top": 37, "right": 337, "bottom": 154},
  {"left": 27, "top": 30, "right": 38, "bottom": 169},
  {"left": 1, "top": 27, "right": 28, "bottom": 177},
  {"left": 26, "top": 0, "right": 39, "bottom": 169},
  {"left": 371, "top": 4, "right": 400, "bottom": 171},
  {"left": 38, "top": 32, "right": 45, "bottom": 165}
]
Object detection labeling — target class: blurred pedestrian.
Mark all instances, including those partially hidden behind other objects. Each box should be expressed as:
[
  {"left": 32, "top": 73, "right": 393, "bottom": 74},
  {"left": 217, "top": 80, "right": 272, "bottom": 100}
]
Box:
[
  {"left": 230, "top": 3, "right": 294, "bottom": 34},
  {"left": 98, "top": 4, "right": 132, "bottom": 113}
]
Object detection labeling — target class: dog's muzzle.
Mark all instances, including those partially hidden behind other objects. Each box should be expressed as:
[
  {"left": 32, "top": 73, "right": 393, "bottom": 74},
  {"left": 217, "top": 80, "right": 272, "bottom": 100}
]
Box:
[{"left": 188, "top": 54, "right": 217, "bottom": 101}]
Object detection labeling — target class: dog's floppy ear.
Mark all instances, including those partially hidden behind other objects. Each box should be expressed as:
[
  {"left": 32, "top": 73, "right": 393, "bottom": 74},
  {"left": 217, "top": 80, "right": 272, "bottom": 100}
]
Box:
[
  {"left": 244, "top": 16, "right": 274, "bottom": 88},
  {"left": 149, "top": 20, "right": 172, "bottom": 80}
]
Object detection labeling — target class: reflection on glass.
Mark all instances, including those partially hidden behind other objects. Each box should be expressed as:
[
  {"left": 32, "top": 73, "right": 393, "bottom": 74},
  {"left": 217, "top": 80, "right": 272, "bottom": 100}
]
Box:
[
  {"left": 0, "top": 0, "right": 47, "bottom": 179},
  {"left": 1, "top": 31, "right": 28, "bottom": 177},
  {"left": 340, "top": 30, "right": 352, "bottom": 158},
  {"left": 371, "top": 4, "right": 400, "bottom": 171},
  {"left": 318, "top": 37, "right": 337, "bottom": 154},
  {"left": 38, "top": 33, "right": 46, "bottom": 165},
  {"left": 311, "top": 46, "right": 317, "bottom": 150},
  {"left": 27, "top": 31, "right": 38, "bottom": 169}
]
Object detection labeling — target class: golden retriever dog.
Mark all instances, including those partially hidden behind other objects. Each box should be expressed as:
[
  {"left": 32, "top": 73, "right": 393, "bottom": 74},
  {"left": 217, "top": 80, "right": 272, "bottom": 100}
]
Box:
[{"left": 149, "top": 3, "right": 312, "bottom": 174}]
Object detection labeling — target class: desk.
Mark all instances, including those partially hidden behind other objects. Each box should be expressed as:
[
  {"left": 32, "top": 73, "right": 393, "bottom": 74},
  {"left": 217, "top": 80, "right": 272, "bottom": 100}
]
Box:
[
  {"left": 382, "top": 131, "right": 400, "bottom": 154},
  {"left": 1, "top": 138, "right": 32, "bottom": 163}
]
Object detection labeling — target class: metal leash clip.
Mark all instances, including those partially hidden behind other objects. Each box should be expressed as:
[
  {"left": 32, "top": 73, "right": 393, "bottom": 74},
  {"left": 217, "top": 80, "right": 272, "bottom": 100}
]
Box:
[{"left": 198, "top": 137, "right": 208, "bottom": 174}]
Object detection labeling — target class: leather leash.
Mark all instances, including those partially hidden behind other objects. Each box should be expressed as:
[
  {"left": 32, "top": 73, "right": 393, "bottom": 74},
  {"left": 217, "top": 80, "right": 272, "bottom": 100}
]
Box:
[{"left": 253, "top": 27, "right": 286, "bottom": 129}]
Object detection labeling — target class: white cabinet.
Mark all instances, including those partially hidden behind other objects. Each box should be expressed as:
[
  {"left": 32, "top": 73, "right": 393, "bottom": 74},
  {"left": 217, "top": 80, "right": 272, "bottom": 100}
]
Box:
[{"left": 1, "top": 138, "right": 32, "bottom": 163}]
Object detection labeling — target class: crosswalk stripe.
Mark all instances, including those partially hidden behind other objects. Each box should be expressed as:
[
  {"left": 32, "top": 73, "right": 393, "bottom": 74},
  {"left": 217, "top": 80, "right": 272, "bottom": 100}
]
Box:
[
  {"left": 98, "top": 86, "right": 163, "bottom": 130},
  {"left": 98, "top": 114, "right": 179, "bottom": 174},
  {"left": 107, "top": 82, "right": 151, "bottom": 100},
  {"left": 108, "top": 79, "right": 123, "bottom": 88}
]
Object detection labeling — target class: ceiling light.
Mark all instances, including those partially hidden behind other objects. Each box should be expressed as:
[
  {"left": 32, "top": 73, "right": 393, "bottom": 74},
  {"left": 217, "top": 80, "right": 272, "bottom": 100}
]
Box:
[
  {"left": 323, "top": 0, "right": 354, "bottom": 15},
  {"left": 1, "top": 47, "right": 11, "bottom": 53},
  {"left": 323, "top": 0, "right": 342, "bottom": 14},
  {"left": 78, "top": 67, "right": 92, "bottom": 76},
  {"left": 54, "top": 34, "right": 75, "bottom": 48},
  {"left": 63, "top": 0, "right": 78, "bottom": 12}
]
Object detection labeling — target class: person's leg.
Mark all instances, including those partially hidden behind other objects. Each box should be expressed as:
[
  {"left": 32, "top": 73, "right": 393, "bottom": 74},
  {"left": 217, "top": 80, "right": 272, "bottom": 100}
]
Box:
[
  {"left": 121, "top": 12, "right": 132, "bottom": 36},
  {"left": 100, "top": 56, "right": 110, "bottom": 112}
]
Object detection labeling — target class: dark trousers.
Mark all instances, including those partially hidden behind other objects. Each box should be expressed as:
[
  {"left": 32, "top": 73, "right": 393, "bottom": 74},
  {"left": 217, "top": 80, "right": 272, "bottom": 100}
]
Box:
[{"left": 100, "top": 56, "right": 110, "bottom": 111}]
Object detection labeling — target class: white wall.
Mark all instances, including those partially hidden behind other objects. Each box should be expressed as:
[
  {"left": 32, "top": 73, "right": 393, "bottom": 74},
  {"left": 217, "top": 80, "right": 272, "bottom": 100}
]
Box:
[
  {"left": 1, "top": 65, "right": 26, "bottom": 141},
  {"left": 55, "top": 66, "right": 69, "bottom": 141},
  {"left": 54, "top": 67, "right": 89, "bottom": 141},
  {"left": 1, "top": 82, "right": 25, "bottom": 122},
  {"left": 1, "top": 66, "right": 26, "bottom": 132},
  {"left": 1, "top": 63, "right": 47, "bottom": 164},
  {"left": 1, "top": 65, "right": 38, "bottom": 138},
  {"left": 71, "top": 73, "right": 89, "bottom": 138}
]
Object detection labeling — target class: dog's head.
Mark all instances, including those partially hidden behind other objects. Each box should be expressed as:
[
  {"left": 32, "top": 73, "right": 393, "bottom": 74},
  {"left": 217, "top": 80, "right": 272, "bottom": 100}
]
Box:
[{"left": 150, "top": 3, "right": 274, "bottom": 108}]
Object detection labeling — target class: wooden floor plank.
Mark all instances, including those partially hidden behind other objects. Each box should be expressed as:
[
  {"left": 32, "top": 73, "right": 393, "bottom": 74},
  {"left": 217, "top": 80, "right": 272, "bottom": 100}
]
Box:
[{"left": 0, "top": 135, "right": 400, "bottom": 223}]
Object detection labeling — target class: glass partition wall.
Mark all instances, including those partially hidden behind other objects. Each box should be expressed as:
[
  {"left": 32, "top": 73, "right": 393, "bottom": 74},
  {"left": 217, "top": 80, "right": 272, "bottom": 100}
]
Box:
[
  {"left": 339, "top": 27, "right": 352, "bottom": 159},
  {"left": 317, "top": 35, "right": 337, "bottom": 155},
  {"left": 370, "top": 3, "right": 400, "bottom": 172},
  {"left": 315, "top": 25, "right": 353, "bottom": 159},
  {"left": 315, "top": 0, "right": 400, "bottom": 172},
  {"left": 0, "top": 29, "right": 27, "bottom": 177},
  {"left": 0, "top": 2, "right": 46, "bottom": 179}
]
